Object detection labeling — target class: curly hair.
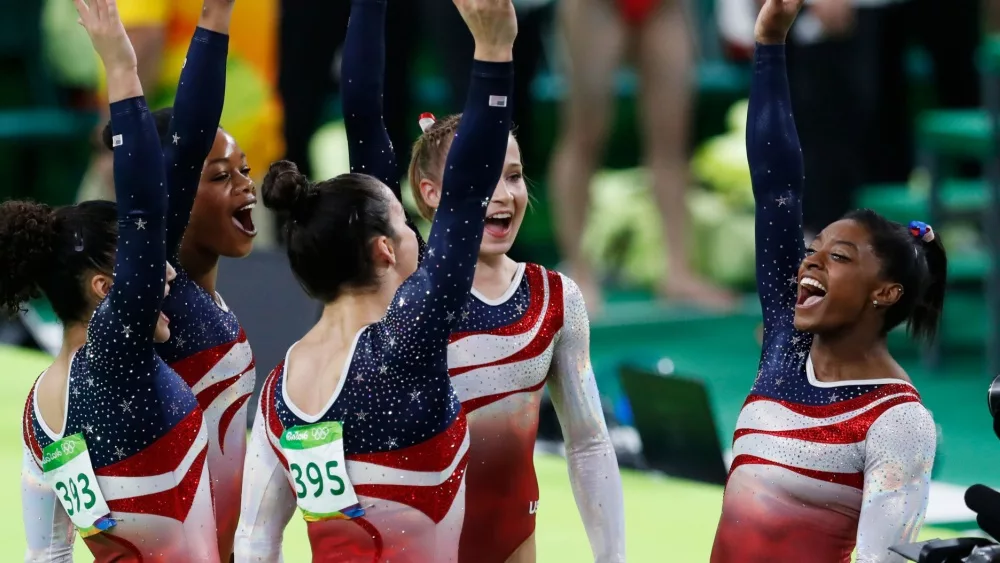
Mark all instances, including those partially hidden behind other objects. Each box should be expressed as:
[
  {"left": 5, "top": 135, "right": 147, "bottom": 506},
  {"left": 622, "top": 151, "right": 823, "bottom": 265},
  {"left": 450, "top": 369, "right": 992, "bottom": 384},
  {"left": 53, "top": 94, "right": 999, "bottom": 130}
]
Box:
[{"left": 0, "top": 200, "right": 117, "bottom": 322}]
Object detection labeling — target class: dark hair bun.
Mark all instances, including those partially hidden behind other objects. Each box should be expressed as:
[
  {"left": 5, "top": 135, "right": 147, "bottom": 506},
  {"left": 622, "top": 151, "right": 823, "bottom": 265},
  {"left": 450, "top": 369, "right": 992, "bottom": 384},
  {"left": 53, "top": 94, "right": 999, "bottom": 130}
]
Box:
[
  {"left": 0, "top": 201, "right": 59, "bottom": 316},
  {"left": 262, "top": 160, "right": 312, "bottom": 214}
]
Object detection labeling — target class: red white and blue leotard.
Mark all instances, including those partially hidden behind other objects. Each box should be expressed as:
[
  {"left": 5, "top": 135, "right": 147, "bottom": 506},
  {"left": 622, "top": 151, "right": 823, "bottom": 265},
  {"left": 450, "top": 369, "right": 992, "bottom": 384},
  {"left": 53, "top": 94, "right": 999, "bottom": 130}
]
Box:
[
  {"left": 151, "top": 27, "right": 256, "bottom": 561},
  {"left": 21, "top": 97, "right": 217, "bottom": 562},
  {"left": 329, "top": 3, "right": 625, "bottom": 560},
  {"left": 709, "top": 44, "right": 937, "bottom": 563},
  {"left": 234, "top": 24, "right": 514, "bottom": 562}
]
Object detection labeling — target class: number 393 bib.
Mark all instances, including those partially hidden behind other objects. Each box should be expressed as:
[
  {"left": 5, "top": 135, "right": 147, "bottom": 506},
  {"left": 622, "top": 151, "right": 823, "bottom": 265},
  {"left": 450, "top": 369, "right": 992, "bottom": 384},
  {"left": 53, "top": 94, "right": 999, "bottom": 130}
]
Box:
[
  {"left": 40, "top": 434, "right": 115, "bottom": 537},
  {"left": 280, "top": 421, "right": 365, "bottom": 522}
]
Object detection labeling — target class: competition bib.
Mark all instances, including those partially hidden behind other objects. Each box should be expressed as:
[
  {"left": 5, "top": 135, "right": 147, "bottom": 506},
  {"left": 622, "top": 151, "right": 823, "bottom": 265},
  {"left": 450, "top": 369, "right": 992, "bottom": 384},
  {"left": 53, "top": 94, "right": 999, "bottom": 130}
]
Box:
[
  {"left": 280, "top": 421, "right": 365, "bottom": 522},
  {"left": 40, "top": 434, "right": 115, "bottom": 537}
]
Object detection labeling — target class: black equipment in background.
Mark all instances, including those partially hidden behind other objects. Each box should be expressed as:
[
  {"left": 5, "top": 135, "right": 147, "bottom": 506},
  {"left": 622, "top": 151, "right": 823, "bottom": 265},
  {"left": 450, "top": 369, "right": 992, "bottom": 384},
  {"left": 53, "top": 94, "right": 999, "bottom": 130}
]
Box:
[{"left": 618, "top": 365, "right": 728, "bottom": 485}]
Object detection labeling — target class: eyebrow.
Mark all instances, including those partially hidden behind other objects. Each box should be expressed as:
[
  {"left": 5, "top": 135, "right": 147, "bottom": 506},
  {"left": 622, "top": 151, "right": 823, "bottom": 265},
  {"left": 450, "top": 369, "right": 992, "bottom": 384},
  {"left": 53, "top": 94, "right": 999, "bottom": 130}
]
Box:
[{"left": 206, "top": 153, "right": 247, "bottom": 166}]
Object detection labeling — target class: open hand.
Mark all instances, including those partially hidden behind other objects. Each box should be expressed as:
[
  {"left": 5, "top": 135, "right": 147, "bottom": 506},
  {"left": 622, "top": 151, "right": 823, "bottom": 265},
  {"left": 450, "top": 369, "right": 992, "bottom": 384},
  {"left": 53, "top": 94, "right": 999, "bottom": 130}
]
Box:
[
  {"left": 754, "top": 0, "right": 804, "bottom": 45},
  {"left": 810, "top": 0, "right": 854, "bottom": 37},
  {"left": 73, "top": 0, "right": 136, "bottom": 74},
  {"left": 453, "top": 0, "right": 518, "bottom": 62}
]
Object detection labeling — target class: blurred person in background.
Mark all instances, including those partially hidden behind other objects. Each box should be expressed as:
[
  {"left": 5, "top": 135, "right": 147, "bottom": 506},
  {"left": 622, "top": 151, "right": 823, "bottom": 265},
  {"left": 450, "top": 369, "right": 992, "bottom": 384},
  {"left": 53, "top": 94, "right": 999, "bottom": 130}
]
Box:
[
  {"left": 423, "top": 0, "right": 553, "bottom": 174},
  {"left": 277, "top": 1, "right": 417, "bottom": 183},
  {"left": 76, "top": 0, "right": 283, "bottom": 209},
  {"left": 724, "top": 0, "right": 980, "bottom": 236},
  {"left": 547, "top": 0, "right": 736, "bottom": 313}
]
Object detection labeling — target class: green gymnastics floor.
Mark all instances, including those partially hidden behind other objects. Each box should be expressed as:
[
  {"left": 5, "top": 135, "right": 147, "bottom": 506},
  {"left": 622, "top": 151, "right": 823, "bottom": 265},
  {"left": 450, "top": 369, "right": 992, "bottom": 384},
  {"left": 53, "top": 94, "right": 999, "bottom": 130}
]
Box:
[{"left": 0, "top": 345, "right": 966, "bottom": 561}]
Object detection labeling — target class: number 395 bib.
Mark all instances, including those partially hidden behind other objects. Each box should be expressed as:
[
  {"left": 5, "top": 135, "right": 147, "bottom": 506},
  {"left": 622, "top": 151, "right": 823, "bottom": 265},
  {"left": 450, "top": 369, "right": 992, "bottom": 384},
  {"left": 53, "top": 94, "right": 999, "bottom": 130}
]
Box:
[
  {"left": 280, "top": 421, "right": 365, "bottom": 522},
  {"left": 40, "top": 434, "right": 115, "bottom": 537}
]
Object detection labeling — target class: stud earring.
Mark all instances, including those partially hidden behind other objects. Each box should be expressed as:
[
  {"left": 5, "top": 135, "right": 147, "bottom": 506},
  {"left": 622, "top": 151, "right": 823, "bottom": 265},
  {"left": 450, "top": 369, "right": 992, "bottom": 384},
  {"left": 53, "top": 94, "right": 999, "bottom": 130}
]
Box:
[{"left": 872, "top": 300, "right": 879, "bottom": 308}]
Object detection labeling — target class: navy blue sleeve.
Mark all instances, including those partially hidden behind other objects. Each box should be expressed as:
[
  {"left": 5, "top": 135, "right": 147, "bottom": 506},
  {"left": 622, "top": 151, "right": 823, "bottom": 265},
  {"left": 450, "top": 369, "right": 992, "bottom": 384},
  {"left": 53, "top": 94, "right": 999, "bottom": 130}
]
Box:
[
  {"left": 342, "top": 0, "right": 427, "bottom": 255},
  {"left": 748, "top": 44, "right": 806, "bottom": 333},
  {"left": 94, "top": 97, "right": 168, "bottom": 356},
  {"left": 382, "top": 60, "right": 514, "bottom": 362},
  {"left": 164, "top": 27, "right": 229, "bottom": 261}
]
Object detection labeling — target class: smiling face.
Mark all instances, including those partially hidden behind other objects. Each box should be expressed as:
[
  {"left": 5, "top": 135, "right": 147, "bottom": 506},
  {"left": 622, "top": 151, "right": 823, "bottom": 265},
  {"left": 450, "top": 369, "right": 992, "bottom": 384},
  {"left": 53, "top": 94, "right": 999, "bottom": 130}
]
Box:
[
  {"left": 184, "top": 130, "right": 257, "bottom": 259},
  {"left": 481, "top": 137, "right": 527, "bottom": 258},
  {"left": 793, "top": 219, "right": 903, "bottom": 335}
]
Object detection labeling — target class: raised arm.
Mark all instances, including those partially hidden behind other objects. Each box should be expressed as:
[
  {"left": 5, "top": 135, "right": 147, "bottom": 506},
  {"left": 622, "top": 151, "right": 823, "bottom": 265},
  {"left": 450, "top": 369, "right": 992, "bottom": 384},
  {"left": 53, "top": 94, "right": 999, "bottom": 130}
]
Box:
[
  {"left": 235, "top": 397, "right": 296, "bottom": 562},
  {"left": 80, "top": 0, "right": 169, "bottom": 354},
  {"left": 341, "top": 0, "right": 427, "bottom": 255},
  {"left": 383, "top": 0, "right": 516, "bottom": 354},
  {"left": 748, "top": 0, "right": 806, "bottom": 332},
  {"left": 163, "top": 1, "right": 232, "bottom": 260},
  {"left": 342, "top": 0, "right": 399, "bottom": 196},
  {"left": 547, "top": 276, "right": 625, "bottom": 562},
  {"left": 855, "top": 403, "right": 936, "bottom": 563},
  {"left": 21, "top": 443, "right": 75, "bottom": 562}
]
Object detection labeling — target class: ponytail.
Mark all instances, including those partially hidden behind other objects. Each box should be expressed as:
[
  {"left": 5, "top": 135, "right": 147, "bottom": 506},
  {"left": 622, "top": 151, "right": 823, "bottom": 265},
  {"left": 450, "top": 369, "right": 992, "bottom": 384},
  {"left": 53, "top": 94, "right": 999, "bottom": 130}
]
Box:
[{"left": 908, "top": 232, "right": 948, "bottom": 343}]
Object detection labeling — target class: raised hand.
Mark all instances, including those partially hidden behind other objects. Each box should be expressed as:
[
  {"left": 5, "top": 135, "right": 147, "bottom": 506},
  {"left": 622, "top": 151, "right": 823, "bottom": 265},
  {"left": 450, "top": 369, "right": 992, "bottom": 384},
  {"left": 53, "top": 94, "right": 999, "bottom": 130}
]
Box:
[
  {"left": 453, "top": 0, "right": 517, "bottom": 62},
  {"left": 754, "top": 0, "right": 804, "bottom": 45},
  {"left": 199, "top": 0, "right": 236, "bottom": 34},
  {"left": 73, "top": 0, "right": 136, "bottom": 74}
]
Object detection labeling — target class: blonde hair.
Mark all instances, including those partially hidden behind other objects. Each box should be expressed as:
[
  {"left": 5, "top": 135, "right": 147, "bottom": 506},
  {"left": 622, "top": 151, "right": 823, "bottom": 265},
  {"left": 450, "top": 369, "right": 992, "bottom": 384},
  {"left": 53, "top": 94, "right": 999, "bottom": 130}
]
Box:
[{"left": 407, "top": 114, "right": 463, "bottom": 220}]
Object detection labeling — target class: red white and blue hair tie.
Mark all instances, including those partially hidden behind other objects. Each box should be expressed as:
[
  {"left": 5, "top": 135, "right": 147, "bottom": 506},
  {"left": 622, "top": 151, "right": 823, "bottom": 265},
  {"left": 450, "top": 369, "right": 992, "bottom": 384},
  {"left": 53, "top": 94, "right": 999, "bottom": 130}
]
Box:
[
  {"left": 418, "top": 112, "right": 436, "bottom": 133},
  {"left": 909, "top": 220, "right": 935, "bottom": 243}
]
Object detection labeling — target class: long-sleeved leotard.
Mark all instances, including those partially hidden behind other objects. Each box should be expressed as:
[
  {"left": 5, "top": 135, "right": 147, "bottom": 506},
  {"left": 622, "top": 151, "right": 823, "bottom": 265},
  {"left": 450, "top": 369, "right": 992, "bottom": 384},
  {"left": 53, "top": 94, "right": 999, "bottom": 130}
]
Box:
[
  {"left": 709, "top": 44, "right": 936, "bottom": 563},
  {"left": 21, "top": 97, "right": 218, "bottom": 562},
  {"left": 235, "top": 58, "right": 514, "bottom": 563},
  {"left": 338, "top": 3, "right": 625, "bottom": 560},
  {"left": 150, "top": 27, "right": 257, "bottom": 561},
  {"left": 340, "top": 0, "right": 426, "bottom": 260}
]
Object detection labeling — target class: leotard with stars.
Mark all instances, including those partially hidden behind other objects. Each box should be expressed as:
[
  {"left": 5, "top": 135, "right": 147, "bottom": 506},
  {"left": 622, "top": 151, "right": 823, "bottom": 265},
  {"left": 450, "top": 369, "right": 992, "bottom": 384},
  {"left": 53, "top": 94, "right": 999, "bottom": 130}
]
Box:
[
  {"left": 22, "top": 95, "right": 217, "bottom": 562},
  {"left": 149, "top": 27, "right": 257, "bottom": 560},
  {"left": 709, "top": 43, "right": 936, "bottom": 563},
  {"left": 234, "top": 27, "right": 515, "bottom": 563},
  {"left": 315, "top": 2, "right": 626, "bottom": 561}
]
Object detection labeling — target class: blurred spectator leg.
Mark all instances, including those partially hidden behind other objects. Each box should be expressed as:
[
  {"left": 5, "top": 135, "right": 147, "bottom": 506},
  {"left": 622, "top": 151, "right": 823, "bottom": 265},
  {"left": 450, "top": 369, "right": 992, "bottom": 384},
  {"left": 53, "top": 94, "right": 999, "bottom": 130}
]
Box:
[
  {"left": 278, "top": 0, "right": 347, "bottom": 180},
  {"left": 548, "top": 0, "right": 627, "bottom": 314},
  {"left": 636, "top": 0, "right": 735, "bottom": 309},
  {"left": 511, "top": 4, "right": 553, "bottom": 176},
  {"left": 423, "top": 0, "right": 551, "bottom": 176},
  {"left": 383, "top": 0, "right": 419, "bottom": 178},
  {"left": 786, "top": 15, "right": 865, "bottom": 236},
  {"left": 915, "top": 0, "right": 981, "bottom": 178},
  {"left": 857, "top": 4, "right": 912, "bottom": 185},
  {"left": 423, "top": 0, "right": 473, "bottom": 113},
  {"left": 276, "top": 0, "right": 347, "bottom": 243}
]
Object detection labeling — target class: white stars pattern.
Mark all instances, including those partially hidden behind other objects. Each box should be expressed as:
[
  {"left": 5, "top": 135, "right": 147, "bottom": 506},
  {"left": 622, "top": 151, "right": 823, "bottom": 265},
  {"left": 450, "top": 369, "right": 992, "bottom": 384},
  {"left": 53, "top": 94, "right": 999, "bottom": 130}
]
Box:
[
  {"left": 172, "top": 133, "right": 180, "bottom": 145},
  {"left": 134, "top": 218, "right": 146, "bottom": 230}
]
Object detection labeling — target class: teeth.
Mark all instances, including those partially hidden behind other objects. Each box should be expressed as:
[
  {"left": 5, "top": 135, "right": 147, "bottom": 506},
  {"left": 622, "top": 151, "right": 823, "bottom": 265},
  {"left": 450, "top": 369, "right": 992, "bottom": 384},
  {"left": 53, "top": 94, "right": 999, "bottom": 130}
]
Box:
[
  {"left": 488, "top": 212, "right": 512, "bottom": 220},
  {"left": 800, "top": 277, "right": 827, "bottom": 293},
  {"left": 238, "top": 202, "right": 256, "bottom": 212}
]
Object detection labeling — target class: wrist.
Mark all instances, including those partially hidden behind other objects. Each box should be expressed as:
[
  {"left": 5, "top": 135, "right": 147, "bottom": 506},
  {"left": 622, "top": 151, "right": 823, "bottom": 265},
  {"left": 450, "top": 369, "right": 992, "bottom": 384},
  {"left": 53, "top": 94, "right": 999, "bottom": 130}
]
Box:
[
  {"left": 199, "top": 2, "right": 234, "bottom": 33},
  {"left": 755, "top": 33, "right": 788, "bottom": 45},
  {"left": 473, "top": 44, "right": 513, "bottom": 63}
]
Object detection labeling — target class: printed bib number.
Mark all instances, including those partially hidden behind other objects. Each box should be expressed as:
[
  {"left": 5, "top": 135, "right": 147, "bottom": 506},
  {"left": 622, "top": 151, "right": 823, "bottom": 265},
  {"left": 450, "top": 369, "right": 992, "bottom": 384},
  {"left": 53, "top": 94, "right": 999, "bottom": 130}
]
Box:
[
  {"left": 280, "top": 421, "right": 364, "bottom": 522},
  {"left": 41, "top": 434, "right": 115, "bottom": 537}
]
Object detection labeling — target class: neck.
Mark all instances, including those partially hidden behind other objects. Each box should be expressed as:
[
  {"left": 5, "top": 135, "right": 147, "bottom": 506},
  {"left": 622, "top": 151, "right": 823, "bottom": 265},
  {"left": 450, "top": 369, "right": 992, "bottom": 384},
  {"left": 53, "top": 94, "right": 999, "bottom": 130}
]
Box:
[
  {"left": 317, "top": 286, "right": 396, "bottom": 339},
  {"left": 179, "top": 243, "right": 220, "bottom": 296},
  {"left": 58, "top": 322, "right": 88, "bottom": 363},
  {"left": 474, "top": 252, "right": 517, "bottom": 289},
  {"left": 810, "top": 328, "right": 892, "bottom": 382}
]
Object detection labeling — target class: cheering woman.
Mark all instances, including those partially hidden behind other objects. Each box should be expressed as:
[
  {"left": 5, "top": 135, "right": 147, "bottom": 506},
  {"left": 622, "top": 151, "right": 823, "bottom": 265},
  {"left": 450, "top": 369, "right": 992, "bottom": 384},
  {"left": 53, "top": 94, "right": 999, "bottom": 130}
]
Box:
[
  {"left": 234, "top": 0, "right": 516, "bottom": 560},
  {"left": 12, "top": 0, "right": 219, "bottom": 560},
  {"left": 96, "top": 1, "right": 257, "bottom": 558},
  {"left": 711, "top": 1, "right": 941, "bottom": 562},
  {"left": 401, "top": 17, "right": 624, "bottom": 563}
]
